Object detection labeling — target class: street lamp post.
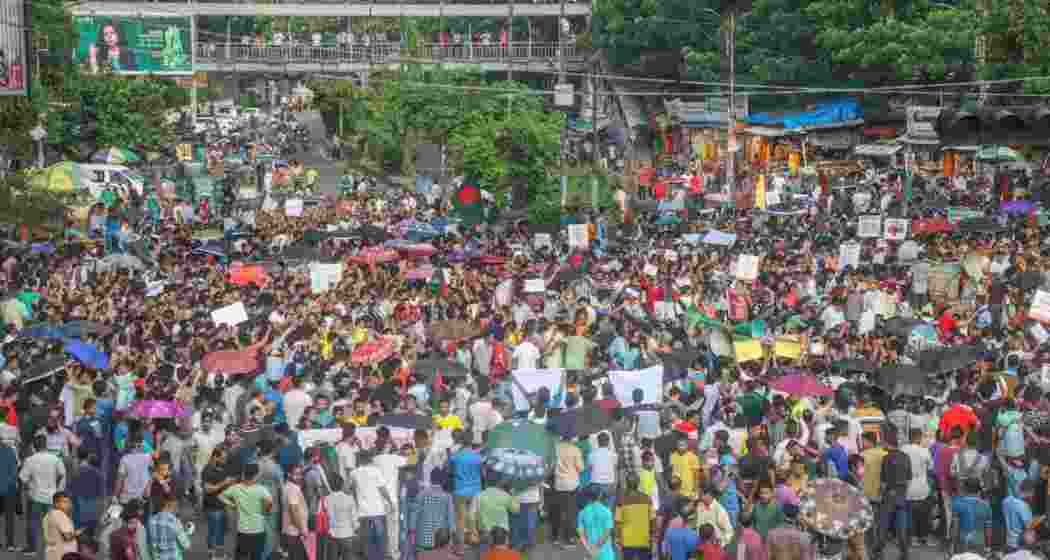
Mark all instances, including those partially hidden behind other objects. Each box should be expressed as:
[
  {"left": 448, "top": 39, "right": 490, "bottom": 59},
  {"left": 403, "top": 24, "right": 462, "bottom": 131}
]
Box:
[{"left": 29, "top": 124, "right": 46, "bottom": 168}]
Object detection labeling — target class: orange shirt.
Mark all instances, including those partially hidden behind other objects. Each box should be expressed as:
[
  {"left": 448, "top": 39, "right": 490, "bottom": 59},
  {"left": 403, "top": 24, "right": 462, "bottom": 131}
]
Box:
[{"left": 481, "top": 546, "right": 522, "bottom": 560}]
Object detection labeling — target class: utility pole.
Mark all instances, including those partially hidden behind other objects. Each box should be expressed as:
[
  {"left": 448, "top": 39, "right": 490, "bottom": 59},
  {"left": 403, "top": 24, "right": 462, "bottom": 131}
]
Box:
[
  {"left": 726, "top": 8, "right": 736, "bottom": 196},
  {"left": 558, "top": 0, "right": 567, "bottom": 205}
]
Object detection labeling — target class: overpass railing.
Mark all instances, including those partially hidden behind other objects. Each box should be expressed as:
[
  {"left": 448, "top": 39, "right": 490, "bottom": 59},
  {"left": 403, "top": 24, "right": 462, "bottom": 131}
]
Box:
[{"left": 195, "top": 42, "right": 588, "bottom": 65}]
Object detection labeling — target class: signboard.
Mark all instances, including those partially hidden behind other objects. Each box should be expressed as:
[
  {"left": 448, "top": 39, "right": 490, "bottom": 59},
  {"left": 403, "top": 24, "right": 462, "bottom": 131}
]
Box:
[
  {"left": 555, "top": 83, "right": 574, "bottom": 107},
  {"left": 73, "top": 15, "right": 193, "bottom": 74},
  {"left": 0, "top": 0, "right": 26, "bottom": 96},
  {"left": 884, "top": 218, "right": 909, "bottom": 241},
  {"left": 858, "top": 215, "right": 882, "bottom": 238}
]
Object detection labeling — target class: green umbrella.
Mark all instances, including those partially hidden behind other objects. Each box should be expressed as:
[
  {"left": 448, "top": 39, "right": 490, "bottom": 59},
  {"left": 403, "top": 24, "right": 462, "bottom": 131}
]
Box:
[
  {"left": 16, "top": 291, "right": 41, "bottom": 306},
  {"left": 976, "top": 145, "right": 1024, "bottom": 162}
]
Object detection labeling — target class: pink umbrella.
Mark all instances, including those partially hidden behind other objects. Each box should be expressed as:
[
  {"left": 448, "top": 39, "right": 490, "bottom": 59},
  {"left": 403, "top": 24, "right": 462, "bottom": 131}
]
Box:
[
  {"left": 348, "top": 246, "right": 399, "bottom": 267},
  {"left": 405, "top": 266, "right": 435, "bottom": 281},
  {"left": 397, "top": 243, "right": 438, "bottom": 258},
  {"left": 351, "top": 336, "right": 396, "bottom": 366},
  {"left": 201, "top": 334, "right": 270, "bottom": 375},
  {"left": 770, "top": 373, "right": 833, "bottom": 397},
  {"left": 131, "top": 399, "right": 192, "bottom": 418}
]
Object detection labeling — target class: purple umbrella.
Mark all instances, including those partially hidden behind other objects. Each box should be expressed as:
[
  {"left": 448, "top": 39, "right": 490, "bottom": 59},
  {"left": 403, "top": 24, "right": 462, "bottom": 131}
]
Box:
[
  {"left": 131, "top": 399, "right": 192, "bottom": 418},
  {"left": 1000, "top": 200, "right": 1035, "bottom": 215}
]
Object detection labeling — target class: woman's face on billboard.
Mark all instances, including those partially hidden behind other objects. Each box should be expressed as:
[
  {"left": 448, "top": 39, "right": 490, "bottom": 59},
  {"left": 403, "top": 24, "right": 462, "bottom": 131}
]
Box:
[{"left": 103, "top": 25, "right": 119, "bottom": 47}]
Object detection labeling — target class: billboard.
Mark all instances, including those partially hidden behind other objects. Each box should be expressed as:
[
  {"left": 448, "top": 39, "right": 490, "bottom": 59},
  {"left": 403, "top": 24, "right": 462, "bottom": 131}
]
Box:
[
  {"left": 0, "top": 0, "right": 27, "bottom": 95},
  {"left": 73, "top": 15, "right": 192, "bottom": 75}
]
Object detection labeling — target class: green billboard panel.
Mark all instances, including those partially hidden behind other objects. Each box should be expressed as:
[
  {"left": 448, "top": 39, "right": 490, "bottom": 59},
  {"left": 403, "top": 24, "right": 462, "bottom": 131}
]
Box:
[{"left": 74, "top": 15, "right": 192, "bottom": 75}]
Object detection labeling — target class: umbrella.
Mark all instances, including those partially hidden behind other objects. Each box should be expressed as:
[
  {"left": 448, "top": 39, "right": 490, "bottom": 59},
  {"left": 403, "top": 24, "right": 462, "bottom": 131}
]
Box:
[
  {"left": 547, "top": 405, "right": 612, "bottom": 439},
  {"left": 130, "top": 399, "right": 192, "bottom": 418},
  {"left": 18, "top": 324, "right": 65, "bottom": 340},
  {"left": 429, "top": 320, "right": 482, "bottom": 341},
  {"left": 918, "top": 345, "right": 982, "bottom": 374},
  {"left": 483, "top": 448, "right": 546, "bottom": 484},
  {"left": 769, "top": 373, "right": 833, "bottom": 397},
  {"left": 92, "top": 146, "right": 141, "bottom": 164},
  {"left": 413, "top": 358, "right": 469, "bottom": 378},
  {"left": 59, "top": 320, "right": 113, "bottom": 338},
  {"left": 21, "top": 356, "right": 67, "bottom": 384},
  {"left": 347, "top": 247, "right": 399, "bottom": 267},
  {"left": 375, "top": 413, "right": 433, "bottom": 430},
  {"left": 63, "top": 338, "right": 109, "bottom": 370},
  {"left": 486, "top": 420, "right": 555, "bottom": 462},
  {"left": 798, "top": 478, "right": 875, "bottom": 539},
  {"left": 1001, "top": 200, "right": 1035, "bottom": 215},
  {"left": 350, "top": 336, "right": 396, "bottom": 366},
  {"left": 876, "top": 365, "right": 929, "bottom": 397},
  {"left": 201, "top": 341, "right": 266, "bottom": 375},
  {"left": 397, "top": 243, "right": 438, "bottom": 258},
  {"left": 356, "top": 225, "right": 390, "bottom": 243},
  {"left": 977, "top": 145, "right": 1024, "bottom": 162}
]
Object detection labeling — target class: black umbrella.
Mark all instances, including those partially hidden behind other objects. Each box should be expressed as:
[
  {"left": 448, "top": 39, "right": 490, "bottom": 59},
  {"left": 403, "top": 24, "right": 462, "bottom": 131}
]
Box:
[
  {"left": 376, "top": 413, "right": 433, "bottom": 430},
  {"left": 281, "top": 244, "right": 323, "bottom": 261},
  {"left": 917, "top": 345, "right": 982, "bottom": 374},
  {"left": 547, "top": 405, "right": 612, "bottom": 438},
  {"left": 413, "top": 358, "right": 469, "bottom": 378},
  {"left": 876, "top": 365, "right": 928, "bottom": 396},
  {"left": 21, "top": 356, "right": 68, "bottom": 384}
]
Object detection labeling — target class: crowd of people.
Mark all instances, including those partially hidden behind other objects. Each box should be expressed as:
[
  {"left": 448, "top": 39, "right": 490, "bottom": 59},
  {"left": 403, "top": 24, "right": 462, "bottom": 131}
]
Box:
[{"left": 0, "top": 163, "right": 1049, "bottom": 560}]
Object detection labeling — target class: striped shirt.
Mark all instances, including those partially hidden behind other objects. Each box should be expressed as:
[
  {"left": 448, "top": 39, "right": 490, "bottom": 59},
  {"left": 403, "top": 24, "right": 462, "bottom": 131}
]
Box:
[{"left": 409, "top": 486, "right": 455, "bottom": 550}]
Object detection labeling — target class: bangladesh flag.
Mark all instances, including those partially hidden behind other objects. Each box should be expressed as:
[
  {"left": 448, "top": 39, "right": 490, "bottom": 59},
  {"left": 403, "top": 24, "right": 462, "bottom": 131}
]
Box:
[{"left": 452, "top": 180, "right": 485, "bottom": 227}]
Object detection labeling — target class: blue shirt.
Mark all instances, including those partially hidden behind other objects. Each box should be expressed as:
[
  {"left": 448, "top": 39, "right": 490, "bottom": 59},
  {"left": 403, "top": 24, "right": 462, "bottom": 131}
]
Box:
[
  {"left": 1003, "top": 495, "right": 1033, "bottom": 550},
  {"left": 278, "top": 436, "right": 303, "bottom": 475},
  {"left": 663, "top": 526, "right": 701, "bottom": 560},
  {"left": 449, "top": 449, "right": 483, "bottom": 497},
  {"left": 823, "top": 444, "right": 849, "bottom": 481},
  {"left": 577, "top": 501, "right": 615, "bottom": 560}
]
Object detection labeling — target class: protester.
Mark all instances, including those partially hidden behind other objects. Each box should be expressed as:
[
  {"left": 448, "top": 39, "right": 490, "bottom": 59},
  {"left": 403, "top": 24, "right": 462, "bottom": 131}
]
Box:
[
  {"left": 42, "top": 491, "right": 78, "bottom": 560},
  {"left": 219, "top": 463, "right": 273, "bottom": 560}
]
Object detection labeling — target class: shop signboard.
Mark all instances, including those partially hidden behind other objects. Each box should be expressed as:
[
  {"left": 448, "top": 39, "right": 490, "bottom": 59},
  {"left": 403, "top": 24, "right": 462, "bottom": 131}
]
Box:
[
  {"left": 0, "top": 0, "right": 27, "bottom": 95},
  {"left": 73, "top": 15, "right": 193, "bottom": 74}
]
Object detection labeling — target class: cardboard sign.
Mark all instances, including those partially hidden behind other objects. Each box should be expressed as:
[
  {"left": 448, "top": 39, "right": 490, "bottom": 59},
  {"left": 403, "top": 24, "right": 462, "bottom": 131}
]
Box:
[
  {"left": 884, "top": 218, "right": 909, "bottom": 241},
  {"left": 285, "top": 198, "right": 304, "bottom": 217},
  {"left": 568, "top": 224, "right": 589, "bottom": 249},
  {"left": 212, "top": 301, "right": 249, "bottom": 327},
  {"left": 534, "top": 233, "right": 552, "bottom": 249},
  {"left": 858, "top": 215, "right": 882, "bottom": 238},
  {"left": 839, "top": 243, "right": 861, "bottom": 269},
  {"left": 735, "top": 254, "right": 760, "bottom": 281},
  {"left": 1031, "top": 290, "right": 1050, "bottom": 323},
  {"left": 523, "top": 278, "right": 545, "bottom": 293}
]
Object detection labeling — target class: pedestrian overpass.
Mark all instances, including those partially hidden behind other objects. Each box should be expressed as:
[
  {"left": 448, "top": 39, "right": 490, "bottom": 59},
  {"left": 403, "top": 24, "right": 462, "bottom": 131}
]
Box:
[{"left": 69, "top": 1, "right": 591, "bottom": 18}]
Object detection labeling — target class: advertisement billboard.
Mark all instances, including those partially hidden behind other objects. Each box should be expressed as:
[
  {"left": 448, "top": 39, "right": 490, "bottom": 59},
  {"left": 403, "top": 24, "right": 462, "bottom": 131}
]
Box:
[
  {"left": 0, "top": 0, "right": 27, "bottom": 95},
  {"left": 73, "top": 15, "right": 192, "bottom": 75}
]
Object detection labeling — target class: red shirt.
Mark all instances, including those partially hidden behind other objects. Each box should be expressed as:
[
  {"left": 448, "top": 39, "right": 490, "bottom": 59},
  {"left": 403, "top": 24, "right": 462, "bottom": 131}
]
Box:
[
  {"left": 699, "top": 542, "right": 726, "bottom": 560},
  {"left": 654, "top": 181, "right": 668, "bottom": 200}
]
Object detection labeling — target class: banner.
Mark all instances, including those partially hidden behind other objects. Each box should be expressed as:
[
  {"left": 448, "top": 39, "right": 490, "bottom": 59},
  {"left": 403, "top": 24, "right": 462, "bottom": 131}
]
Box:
[
  {"left": 608, "top": 366, "right": 664, "bottom": 406},
  {"left": 734, "top": 339, "right": 764, "bottom": 362},
  {"left": 310, "top": 262, "right": 344, "bottom": 294},
  {"left": 73, "top": 15, "right": 192, "bottom": 75},
  {"left": 774, "top": 337, "right": 802, "bottom": 359},
  {"left": 0, "top": 0, "right": 26, "bottom": 96},
  {"left": 211, "top": 301, "right": 248, "bottom": 327},
  {"left": 510, "top": 368, "right": 564, "bottom": 411}
]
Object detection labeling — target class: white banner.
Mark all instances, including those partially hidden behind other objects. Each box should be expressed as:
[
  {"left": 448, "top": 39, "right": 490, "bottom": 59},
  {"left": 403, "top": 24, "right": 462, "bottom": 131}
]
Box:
[
  {"left": 1032, "top": 290, "right": 1050, "bottom": 323},
  {"left": 285, "top": 198, "right": 304, "bottom": 217},
  {"left": 212, "top": 301, "right": 249, "bottom": 327},
  {"left": 735, "top": 254, "right": 760, "bottom": 281},
  {"left": 608, "top": 366, "right": 664, "bottom": 406},
  {"left": 858, "top": 215, "right": 882, "bottom": 238},
  {"left": 510, "top": 368, "right": 565, "bottom": 411},
  {"left": 534, "top": 233, "right": 552, "bottom": 249},
  {"left": 523, "top": 278, "right": 545, "bottom": 293},
  {"left": 298, "top": 428, "right": 342, "bottom": 450},
  {"left": 310, "top": 262, "right": 345, "bottom": 294}
]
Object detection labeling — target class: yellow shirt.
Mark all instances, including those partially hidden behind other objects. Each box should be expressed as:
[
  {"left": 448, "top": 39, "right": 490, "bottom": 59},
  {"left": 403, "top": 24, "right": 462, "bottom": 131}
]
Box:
[
  {"left": 434, "top": 414, "right": 464, "bottom": 430},
  {"left": 670, "top": 451, "right": 701, "bottom": 498},
  {"left": 348, "top": 415, "right": 369, "bottom": 427},
  {"left": 861, "top": 447, "right": 888, "bottom": 500},
  {"left": 615, "top": 492, "right": 653, "bottom": 548}
]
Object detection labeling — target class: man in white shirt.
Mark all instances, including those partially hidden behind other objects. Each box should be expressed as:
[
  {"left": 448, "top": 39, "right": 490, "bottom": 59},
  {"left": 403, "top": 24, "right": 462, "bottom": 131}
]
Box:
[
  {"left": 325, "top": 472, "right": 358, "bottom": 559},
  {"left": 20, "top": 435, "right": 66, "bottom": 556},
  {"left": 468, "top": 389, "right": 503, "bottom": 446},
  {"left": 901, "top": 427, "right": 935, "bottom": 546},
  {"left": 372, "top": 445, "right": 407, "bottom": 559},
  {"left": 349, "top": 451, "right": 395, "bottom": 560},
  {"left": 335, "top": 424, "right": 360, "bottom": 486},
  {"left": 588, "top": 432, "right": 618, "bottom": 510},
  {"left": 512, "top": 339, "right": 541, "bottom": 370},
  {"left": 284, "top": 377, "right": 313, "bottom": 429}
]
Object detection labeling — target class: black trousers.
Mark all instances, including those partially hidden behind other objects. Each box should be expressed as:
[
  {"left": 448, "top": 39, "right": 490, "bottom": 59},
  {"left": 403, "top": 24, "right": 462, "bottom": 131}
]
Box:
[
  {"left": 0, "top": 493, "right": 14, "bottom": 548},
  {"left": 548, "top": 490, "right": 578, "bottom": 544},
  {"left": 911, "top": 498, "right": 933, "bottom": 540},
  {"left": 236, "top": 532, "right": 266, "bottom": 560},
  {"left": 284, "top": 534, "right": 309, "bottom": 560}
]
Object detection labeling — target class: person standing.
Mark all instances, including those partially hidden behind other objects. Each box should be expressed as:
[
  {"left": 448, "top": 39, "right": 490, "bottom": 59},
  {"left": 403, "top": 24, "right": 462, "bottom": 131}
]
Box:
[
  {"left": 875, "top": 428, "right": 912, "bottom": 560},
  {"left": 448, "top": 430, "right": 482, "bottom": 548},
  {"left": 324, "top": 473, "right": 357, "bottom": 560},
  {"left": 147, "top": 495, "right": 192, "bottom": 560},
  {"left": 901, "top": 428, "right": 934, "bottom": 547},
  {"left": 0, "top": 436, "right": 17, "bottom": 552},
  {"left": 477, "top": 476, "right": 520, "bottom": 547},
  {"left": 116, "top": 435, "right": 153, "bottom": 505},
  {"left": 374, "top": 440, "right": 408, "bottom": 559},
  {"left": 69, "top": 450, "right": 105, "bottom": 541},
  {"left": 589, "top": 432, "right": 619, "bottom": 511},
  {"left": 203, "top": 448, "right": 237, "bottom": 560},
  {"left": 220, "top": 463, "right": 274, "bottom": 560},
  {"left": 20, "top": 434, "right": 66, "bottom": 557},
  {"left": 42, "top": 492, "right": 79, "bottom": 560},
  {"left": 615, "top": 473, "right": 655, "bottom": 560},
  {"left": 281, "top": 463, "right": 309, "bottom": 560},
  {"left": 409, "top": 470, "right": 455, "bottom": 555},
  {"left": 257, "top": 440, "right": 285, "bottom": 560},
  {"left": 349, "top": 450, "right": 395, "bottom": 560},
  {"left": 577, "top": 487, "right": 615, "bottom": 560},
  {"left": 552, "top": 433, "right": 584, "bottom": 547}
]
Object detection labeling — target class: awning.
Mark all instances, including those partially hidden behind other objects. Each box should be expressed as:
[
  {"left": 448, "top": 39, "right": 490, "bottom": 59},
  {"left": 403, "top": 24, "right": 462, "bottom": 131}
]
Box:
[
  {"left": 742, "top": 126, "right": 801, "bottom": 138},
  {"left": 855, "top": 144, "right": 902, "bottom": 157},
  {"left": 898, "top": 134, "right": 941, "bottom": 146}
]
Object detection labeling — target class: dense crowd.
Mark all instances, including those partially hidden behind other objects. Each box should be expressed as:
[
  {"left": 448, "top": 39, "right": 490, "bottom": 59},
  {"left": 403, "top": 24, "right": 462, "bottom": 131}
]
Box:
[{"left": 0, "top": 164, "right": 1049, "bottom": 560}]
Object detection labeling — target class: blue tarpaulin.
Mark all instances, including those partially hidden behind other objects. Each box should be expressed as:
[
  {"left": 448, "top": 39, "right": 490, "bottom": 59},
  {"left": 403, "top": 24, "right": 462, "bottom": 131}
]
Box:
[{"left": 746, "top": 99, "right": 863, "bottom": 130}]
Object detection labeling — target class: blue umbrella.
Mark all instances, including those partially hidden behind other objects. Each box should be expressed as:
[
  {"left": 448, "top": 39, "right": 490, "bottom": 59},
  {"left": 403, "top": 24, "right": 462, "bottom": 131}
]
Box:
[
  {"left": 63, "top": 338, "right": 109, "bottom": 370},
  {"left": 18, "top": 324, "right": 65, "bottom": 339},
  {"left": 483, "top": 448, "right": 546, "bottom": 484}
]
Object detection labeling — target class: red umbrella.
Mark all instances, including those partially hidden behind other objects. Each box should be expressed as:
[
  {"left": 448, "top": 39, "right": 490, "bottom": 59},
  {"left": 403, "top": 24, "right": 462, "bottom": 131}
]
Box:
[
  {"left": 202, "top": 334, "right": 270, "bottom": 375},
  {"left": 397, "top": 243, "right": 438, "bottom": 259},
  {"left": 351, "top": 336, "right": 396, "bottom": 366},
  {"left": 770, "top": 373, "right": 833, "bottom": 397},
  {"left": 348, "top": 247, "right": 399, "bottom": 267}
]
